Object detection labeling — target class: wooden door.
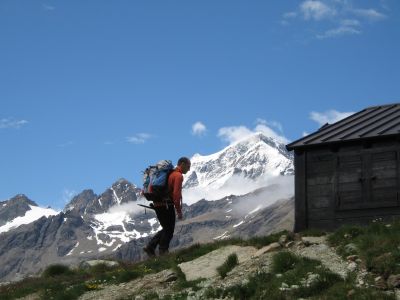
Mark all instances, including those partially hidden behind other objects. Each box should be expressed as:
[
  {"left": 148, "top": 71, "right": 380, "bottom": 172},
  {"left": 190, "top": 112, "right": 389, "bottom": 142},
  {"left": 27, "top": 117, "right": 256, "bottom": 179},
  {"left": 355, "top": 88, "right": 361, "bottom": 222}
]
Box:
[
  {"left": 336, "top": 149, "right": 399, "bottom": 210},
  {"left": 368, "top": 150, "right": 398, "bottom": 208},
  {"left": 336, "top": 154, "right": 364, "bottom": 210}
]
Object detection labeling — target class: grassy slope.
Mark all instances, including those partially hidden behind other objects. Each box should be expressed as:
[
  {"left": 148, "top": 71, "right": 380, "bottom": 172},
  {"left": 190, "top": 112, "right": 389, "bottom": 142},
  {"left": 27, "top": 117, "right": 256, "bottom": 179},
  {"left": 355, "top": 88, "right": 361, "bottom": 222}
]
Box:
[{"left": 1, "top": 220, "right": 400, "bottom": 299}]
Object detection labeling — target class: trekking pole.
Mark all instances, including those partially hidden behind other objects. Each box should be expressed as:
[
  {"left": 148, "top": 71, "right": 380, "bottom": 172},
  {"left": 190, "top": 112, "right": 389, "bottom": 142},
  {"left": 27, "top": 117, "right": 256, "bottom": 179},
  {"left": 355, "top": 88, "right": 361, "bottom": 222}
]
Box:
[{"left": 137, "top": 204, "right": 155, "bottom": 210}]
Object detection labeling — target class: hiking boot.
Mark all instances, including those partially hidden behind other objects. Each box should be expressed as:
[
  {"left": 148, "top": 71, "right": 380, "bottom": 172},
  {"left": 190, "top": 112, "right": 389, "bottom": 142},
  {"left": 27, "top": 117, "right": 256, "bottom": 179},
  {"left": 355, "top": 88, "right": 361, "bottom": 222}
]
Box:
[
  {"left": 143, "top": 246, "right": 156, "bottom": 258},
  {"left": 159, "top": 249, "right": 169, "bottom": 256}
]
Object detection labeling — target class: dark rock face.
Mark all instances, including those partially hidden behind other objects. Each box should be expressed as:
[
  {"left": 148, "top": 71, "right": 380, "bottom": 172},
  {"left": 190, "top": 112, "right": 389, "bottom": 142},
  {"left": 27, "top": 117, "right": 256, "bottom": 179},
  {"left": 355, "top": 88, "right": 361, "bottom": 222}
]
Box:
[
  {"left": 112, "top": 238, "right": 147, "bottom": 262},
  {"left": 66, "top": 190, "right": 98, "bottom": 215},
  {"left": 0, "top": 211, "right": 93, "bottom": 282},
  {"left": 66, "top": 179, "right": 138, "bottom": 215},
  {"left": 0, "top": 195, "right": 37, "bottom": 226},
  {"left": 183, "top": 172, "right": 199, "bottom": 188},
  {"left": 106, "top": 225, "right": 124, "bottom": 232},
  {"left": 96, "top": 179, "right": 138, "bottom": 213}
]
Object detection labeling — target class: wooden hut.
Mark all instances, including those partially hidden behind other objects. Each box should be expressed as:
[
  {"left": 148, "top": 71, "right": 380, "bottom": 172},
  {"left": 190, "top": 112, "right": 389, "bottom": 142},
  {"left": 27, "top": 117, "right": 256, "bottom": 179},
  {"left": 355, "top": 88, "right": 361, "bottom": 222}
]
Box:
[{"left": 286, "top": 104, "right": 400, "bottom": 231}]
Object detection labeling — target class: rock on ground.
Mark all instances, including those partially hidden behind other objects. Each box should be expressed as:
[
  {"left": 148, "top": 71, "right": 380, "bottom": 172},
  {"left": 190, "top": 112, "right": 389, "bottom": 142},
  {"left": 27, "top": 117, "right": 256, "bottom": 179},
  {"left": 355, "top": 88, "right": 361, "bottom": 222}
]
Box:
[
  {"left": 178, "top": 245, "right": 257, "bottom": 281},
  {"left": 292, "top": 236, "right": 349, "bottom": 279}
]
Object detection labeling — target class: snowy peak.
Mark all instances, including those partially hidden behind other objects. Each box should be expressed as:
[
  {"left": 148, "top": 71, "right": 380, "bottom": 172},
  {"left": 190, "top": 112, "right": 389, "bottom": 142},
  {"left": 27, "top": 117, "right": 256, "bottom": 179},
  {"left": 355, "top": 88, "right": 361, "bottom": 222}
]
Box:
[
  {"left": 2, "top": 194, "right": 38, "bottom": 207},
  {"left": 184, "top": 133, "right": 294, "bottom": 190},
  {"left": 110, "top": 178, "right": 139, "bottom": 205},
  {"left": 65, "top": 190, "right": 98, "bottom": 214},
  {"left": 0, "top": 194, "right": 38, "bottom": 226},
  {"left": 65, "top": 179, "right": 139, "bottom": 215},
  {"left": 0, "top": 194, "right": 58, "bottom": 234}
]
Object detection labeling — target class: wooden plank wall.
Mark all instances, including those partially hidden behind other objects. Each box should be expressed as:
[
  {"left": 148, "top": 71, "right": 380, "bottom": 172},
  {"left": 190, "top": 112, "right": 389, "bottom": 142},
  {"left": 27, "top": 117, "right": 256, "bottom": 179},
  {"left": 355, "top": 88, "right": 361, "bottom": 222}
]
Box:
[
  {"left": 301, "top": 138, "right": 400, "bottom": 231},
  {"left": 306, "top": 149, "right": 335, "bottom": 229},
  {"left": 294, "top": 150, "right": 307, "bottom": 232}
]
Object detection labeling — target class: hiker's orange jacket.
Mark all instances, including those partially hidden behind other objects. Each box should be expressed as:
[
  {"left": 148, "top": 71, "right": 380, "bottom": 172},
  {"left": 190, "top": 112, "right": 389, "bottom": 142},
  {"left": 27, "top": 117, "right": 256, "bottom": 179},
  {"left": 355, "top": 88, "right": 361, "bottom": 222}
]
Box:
[{"left": 168, "top": 166, "right": 183, "bottom": 216}]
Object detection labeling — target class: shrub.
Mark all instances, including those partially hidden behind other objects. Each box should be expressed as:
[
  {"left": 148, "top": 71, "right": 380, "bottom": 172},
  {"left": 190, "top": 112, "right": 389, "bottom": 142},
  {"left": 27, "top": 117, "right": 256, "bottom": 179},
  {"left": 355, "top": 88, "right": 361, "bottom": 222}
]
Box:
[
  {"left": 271, "top": 251, "right": 300, "bottom": 274},
  {"left": 89, "top": 262, "right": 116, "bottom": 274},
  {"left": 115, "top": 269, "right": 141, "bottom": 283},
  {"left": 217, "top": 254, "right": 239, "bottom": 279},
  {"left": 42, "top": 264, "right": 73, "bottom": 278}
]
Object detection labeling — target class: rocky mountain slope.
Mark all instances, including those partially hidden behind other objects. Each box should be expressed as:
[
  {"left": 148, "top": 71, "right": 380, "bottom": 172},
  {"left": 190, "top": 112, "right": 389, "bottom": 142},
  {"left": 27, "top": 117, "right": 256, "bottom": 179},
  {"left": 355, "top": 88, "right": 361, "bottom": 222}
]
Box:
[
  {"left": 5, "top": 224, "right": 400, "bottom": 300},
  {"left": 0, "top": 195, "right": 58, "bottom": 233},
  {"left": 78, "top": 236, "right": 358, "bottom": 300},
  {"left": 0, "top": 132, "right": 295, "bottom": 283},
  {"left": 0, "top": 195, "right": 37, "bottom": 226},
  {"left": 0, "top": 186, "right": 294, "bottom": 283}
]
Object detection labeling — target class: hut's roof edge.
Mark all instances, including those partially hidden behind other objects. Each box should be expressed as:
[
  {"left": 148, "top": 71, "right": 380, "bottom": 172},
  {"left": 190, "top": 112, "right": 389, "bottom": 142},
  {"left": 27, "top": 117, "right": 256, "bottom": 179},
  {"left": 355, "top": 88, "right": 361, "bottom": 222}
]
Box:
[{"left": 286, "top": 103, "right": 400, "bottom": 151}]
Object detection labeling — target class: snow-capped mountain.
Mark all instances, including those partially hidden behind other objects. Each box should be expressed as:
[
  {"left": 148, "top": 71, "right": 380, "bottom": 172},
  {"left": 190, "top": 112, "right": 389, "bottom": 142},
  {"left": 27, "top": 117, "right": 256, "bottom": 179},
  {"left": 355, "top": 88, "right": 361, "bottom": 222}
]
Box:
[
  {"left": 65, "top": 178, "right": 141, "bottom": 215},
  {"left": 182, "top": 133, "right": 294, "bottom": 202},
  {"left": 0, "top": 133, "right": 295, "bottom": 283},
  {"left": 0, "top": 195, "right": 58, "bottom": 233},
  {"left": 184, "top": 132, "right": 293, "bottom": 190}
]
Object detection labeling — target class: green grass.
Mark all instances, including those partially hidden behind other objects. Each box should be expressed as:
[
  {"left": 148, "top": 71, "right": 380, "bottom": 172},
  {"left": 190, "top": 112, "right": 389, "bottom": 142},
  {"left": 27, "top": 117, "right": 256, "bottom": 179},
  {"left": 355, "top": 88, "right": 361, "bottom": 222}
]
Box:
[
  {"left": 271, "top": 251, "right": 303, "bottom": 274},
  {"left": 327, "top": 219, "right": 400, "bottom": 277},
  {"left": 0, "top": 273, "right": 92, "bottom": 300},
  {"left": 3, "top": 221, "right": 400, "bottom": 300},
  {"left": 204, "top": 251, "right": 394, "bottom": 300},
  {"left": 217, "top": 253, "right": 239, "bottom": 279},
  {"left": 205, "top": 251, "right": 344, "bottom": 300}
]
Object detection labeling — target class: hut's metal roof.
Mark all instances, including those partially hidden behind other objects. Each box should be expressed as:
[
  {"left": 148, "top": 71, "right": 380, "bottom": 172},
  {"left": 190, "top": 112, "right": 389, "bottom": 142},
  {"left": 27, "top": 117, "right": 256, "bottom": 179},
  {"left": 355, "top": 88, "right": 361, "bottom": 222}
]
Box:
[{"left": 286, "top": 103, "right": 400, "bottom": 151}]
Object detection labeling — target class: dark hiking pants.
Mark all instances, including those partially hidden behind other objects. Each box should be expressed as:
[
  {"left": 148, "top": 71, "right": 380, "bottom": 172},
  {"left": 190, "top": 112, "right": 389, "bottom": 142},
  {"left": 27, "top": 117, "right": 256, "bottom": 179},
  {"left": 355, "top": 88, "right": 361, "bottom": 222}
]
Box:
[{"left": 147, "top": 204, "right": 176, "bottom": 253}]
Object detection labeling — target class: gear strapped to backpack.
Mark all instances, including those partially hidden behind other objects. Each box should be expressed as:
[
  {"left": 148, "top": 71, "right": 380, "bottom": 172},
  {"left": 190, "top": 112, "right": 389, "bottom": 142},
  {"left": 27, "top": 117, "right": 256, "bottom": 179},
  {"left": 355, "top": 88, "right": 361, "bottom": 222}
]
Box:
[{"left": 142, "top": 160, "right": 174, "bottom": 202}]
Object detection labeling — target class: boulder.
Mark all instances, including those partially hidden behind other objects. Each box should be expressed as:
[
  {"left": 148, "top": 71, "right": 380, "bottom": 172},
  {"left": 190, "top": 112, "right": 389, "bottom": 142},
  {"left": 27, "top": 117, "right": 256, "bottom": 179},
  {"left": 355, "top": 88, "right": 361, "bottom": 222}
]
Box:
[{"left": 79, "top": 260, "right": 119, "bottom": 269}]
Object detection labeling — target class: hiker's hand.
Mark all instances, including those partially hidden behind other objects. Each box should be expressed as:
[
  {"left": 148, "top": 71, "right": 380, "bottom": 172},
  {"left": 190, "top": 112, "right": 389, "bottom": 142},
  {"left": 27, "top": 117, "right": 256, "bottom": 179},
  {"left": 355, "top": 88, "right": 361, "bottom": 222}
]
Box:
[{"left": 178, "top": 212, "right": 183, "bottom": 220}]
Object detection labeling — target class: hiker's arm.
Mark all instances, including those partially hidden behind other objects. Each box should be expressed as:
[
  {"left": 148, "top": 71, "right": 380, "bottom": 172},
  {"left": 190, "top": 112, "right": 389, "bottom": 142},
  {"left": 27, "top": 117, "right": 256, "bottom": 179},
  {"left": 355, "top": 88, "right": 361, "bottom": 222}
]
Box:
[{"left": 172, "top": 174, "right": 183, "bottom": 218}]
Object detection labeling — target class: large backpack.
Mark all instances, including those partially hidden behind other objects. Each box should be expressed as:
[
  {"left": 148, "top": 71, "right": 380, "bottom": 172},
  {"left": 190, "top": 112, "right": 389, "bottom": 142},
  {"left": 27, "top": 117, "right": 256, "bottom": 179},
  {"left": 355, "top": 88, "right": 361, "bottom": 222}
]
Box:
[{"left": 142, "top": 160, "right": 174, "bottom": 201}]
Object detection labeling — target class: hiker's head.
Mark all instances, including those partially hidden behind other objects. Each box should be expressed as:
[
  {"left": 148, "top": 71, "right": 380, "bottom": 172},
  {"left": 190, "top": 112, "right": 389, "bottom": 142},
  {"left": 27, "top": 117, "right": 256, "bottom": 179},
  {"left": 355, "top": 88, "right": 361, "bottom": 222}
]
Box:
[{"left": 177, "top": 157, "right": 191, "bottom": 174}]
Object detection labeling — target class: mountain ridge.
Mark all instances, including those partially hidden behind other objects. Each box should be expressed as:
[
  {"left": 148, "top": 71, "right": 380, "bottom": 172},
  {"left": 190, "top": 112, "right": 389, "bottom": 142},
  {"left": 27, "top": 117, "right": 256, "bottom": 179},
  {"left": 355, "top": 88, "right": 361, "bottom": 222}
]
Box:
[
  {"left": 184, "top": 132, "right": 293, "bottom": 191},
  {"left": 0, "top": 132, "right": 295, "bottom": 283}
]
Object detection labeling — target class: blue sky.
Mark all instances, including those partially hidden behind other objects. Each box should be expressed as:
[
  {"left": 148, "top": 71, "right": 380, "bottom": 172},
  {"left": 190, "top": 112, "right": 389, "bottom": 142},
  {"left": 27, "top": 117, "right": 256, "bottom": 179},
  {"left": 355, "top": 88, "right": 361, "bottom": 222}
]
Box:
[{"left": 1, "top": 0, "right": 399, "bottom": 209}]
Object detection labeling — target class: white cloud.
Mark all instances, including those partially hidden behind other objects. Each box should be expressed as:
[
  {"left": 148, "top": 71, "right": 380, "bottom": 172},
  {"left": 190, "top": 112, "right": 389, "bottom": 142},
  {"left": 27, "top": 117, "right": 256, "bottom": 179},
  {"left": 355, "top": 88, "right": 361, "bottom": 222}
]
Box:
[
  {"left": 300, "top": 0, "right": 337, "bottom": 20},
  {"left": 282, "top": 0, "right": 388, "bottom": 39},
  {"left": 0, "top": 118, "right": 28, "bottom": 129},
  {"left": 183, "top": 174, "right": 294, "bottom": 209},
  {"left": 257, "top": 119, "right": 284, "bottom": 134},
  {"left": 42, "top": 4, "right": 55, "bottom": 11},
  {"left": 218, "top": 126, "right": 253, "bottom": 144},
  {"left": 108, "top": 200, "right": 147, "bottom": 216},
  {"left": 351, "top": 8, "right": 386, "bottom": 21},
  {"left": 192, "top": 121, "right": 207, "bottom": 136},
  {"left": 310, "top": 109, "right": 355, "bottom": 126},
  {"left": 218, "top": 119, "right": 289, "bottom": 145},
  {"left": 317, "top": 24, "right": 361, "bottom": 38},
  {"left": 340, "top": 19, "right": 361, "bottom": 27},
  {"left": 317, "top": 18, "right": 362, "bottom": 38},
  {"left": 255, "top": 124, "right": 289, "bottom": 144},
  {"left": 126, "top": 133, "right": 152, "bottom": 144}
]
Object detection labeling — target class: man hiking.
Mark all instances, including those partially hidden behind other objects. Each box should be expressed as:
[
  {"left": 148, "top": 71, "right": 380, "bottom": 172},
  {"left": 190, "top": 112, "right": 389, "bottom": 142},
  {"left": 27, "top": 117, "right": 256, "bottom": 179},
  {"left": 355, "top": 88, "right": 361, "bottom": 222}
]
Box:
[{"left": 143, "top": 157, "right": 191, "bottom": 257}]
